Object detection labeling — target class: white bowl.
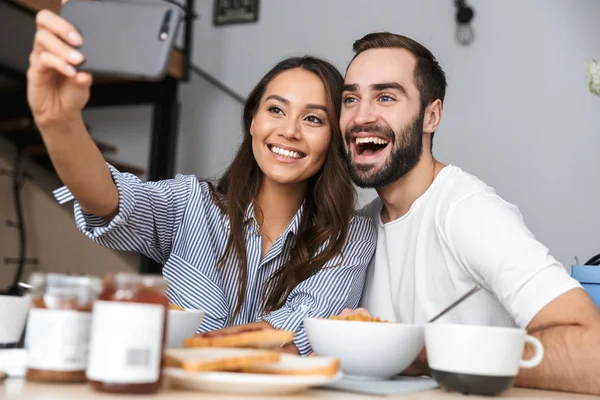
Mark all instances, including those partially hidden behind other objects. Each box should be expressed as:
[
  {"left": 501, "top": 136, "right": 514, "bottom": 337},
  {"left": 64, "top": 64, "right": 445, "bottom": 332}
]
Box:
[
  {"left": 0, "top": 294, "right": 31, "bottom": 345},
  {"left": 166, "top": 309, "right": 205, "bottom": 349},
  {"left": 303, "top": 317, "right": 424, "bottom": 380}
]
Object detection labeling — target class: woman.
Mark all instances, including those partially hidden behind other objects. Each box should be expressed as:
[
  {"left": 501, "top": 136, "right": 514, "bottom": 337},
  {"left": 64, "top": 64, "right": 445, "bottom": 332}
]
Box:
[{"left": 27, "top": 9, "right": 376, "bottom": 355}]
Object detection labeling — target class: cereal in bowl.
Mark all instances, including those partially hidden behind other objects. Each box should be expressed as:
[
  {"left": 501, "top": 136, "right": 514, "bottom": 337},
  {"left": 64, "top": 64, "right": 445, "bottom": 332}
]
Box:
[{"left": 329, "top": 314, "right": 389, "bottom": 323}]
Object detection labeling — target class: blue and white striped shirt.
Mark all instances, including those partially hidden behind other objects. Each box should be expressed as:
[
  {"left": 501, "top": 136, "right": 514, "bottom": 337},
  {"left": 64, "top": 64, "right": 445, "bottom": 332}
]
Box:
[{"left": 54, "top": 165, "right": 377, "bottom": 355}]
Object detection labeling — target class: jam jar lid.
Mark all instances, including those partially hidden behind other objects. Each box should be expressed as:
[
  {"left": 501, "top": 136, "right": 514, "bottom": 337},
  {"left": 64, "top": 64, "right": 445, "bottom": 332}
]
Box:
[
  {"left": 28, "top": 273, "right": 102, "bottom": 309},
  {"left": 113, "top": 272, "right": 168, "bottom": 290}
]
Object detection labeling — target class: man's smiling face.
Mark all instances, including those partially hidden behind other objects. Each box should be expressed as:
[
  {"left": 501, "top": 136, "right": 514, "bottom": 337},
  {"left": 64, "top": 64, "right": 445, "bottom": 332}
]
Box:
[{"left": 340, "top": 48, "right": 425, "bottom": 188}]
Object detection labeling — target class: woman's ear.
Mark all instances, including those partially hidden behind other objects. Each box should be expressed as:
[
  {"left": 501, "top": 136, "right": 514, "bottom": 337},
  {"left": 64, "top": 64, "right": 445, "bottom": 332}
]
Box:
[{"left": 422, "top": 99, "right": 442, "bottom": 134}]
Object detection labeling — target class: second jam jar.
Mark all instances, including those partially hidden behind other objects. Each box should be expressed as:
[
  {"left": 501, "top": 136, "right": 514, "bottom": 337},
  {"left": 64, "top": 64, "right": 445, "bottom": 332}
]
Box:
[{"left": 86, "top": 272, "right": 169, "bottom": 394}]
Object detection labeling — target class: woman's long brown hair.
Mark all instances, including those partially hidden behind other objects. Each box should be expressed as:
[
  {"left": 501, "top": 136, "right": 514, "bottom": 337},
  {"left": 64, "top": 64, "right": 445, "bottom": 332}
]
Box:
[{"left": 210, "top": 56, "right": 355, "bottom": 318}]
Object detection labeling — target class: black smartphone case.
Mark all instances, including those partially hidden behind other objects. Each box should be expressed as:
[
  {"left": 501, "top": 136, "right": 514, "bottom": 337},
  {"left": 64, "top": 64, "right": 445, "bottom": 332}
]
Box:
[{"left": 60, "top": 0, "right": 183, "bottom": 80}]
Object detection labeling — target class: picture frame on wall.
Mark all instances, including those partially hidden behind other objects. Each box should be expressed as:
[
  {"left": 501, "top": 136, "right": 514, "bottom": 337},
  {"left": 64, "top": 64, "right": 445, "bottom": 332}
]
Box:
[{"left": 213, "top": 0, "right": 260, "bottom": 26}]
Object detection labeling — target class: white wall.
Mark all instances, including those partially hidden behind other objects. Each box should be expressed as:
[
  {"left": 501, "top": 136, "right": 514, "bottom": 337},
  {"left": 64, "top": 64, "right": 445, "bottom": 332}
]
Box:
[{"left": 86, "top": 0, "right": 600, "bottom": 267}]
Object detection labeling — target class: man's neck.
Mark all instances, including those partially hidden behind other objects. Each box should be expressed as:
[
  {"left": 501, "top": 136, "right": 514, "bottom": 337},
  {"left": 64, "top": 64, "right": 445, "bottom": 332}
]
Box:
[{"left": 376, "top": 153, "right": 446, "bottom": 223}]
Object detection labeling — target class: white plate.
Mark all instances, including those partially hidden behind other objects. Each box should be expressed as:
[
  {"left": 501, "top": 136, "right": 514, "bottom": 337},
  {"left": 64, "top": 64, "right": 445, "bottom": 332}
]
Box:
[{"left": 164, "top": 368, "right": 342, "bottom": 395}]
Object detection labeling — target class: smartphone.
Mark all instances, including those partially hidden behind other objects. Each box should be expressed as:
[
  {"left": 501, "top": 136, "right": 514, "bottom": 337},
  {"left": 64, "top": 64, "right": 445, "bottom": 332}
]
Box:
[{"left": 60, "top": 0, "right": 183, "bottom": 80}]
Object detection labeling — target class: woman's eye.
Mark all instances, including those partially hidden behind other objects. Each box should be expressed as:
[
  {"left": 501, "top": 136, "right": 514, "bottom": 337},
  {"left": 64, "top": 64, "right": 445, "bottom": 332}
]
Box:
[
  {"left": 268, "top": 106, "right": 284, "bottom": 115},
  {"left": 305, "top": 115, "right": 323, "bottom": 124}
]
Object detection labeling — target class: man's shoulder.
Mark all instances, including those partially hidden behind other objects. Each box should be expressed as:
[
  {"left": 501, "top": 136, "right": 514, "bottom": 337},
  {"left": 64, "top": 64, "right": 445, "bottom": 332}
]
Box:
[
  {"left": 438, "top": 165, "right": 494, "bottom": 196},
  {"left": 432, "top": 165, "right": 502, "bottom": 211},
  {"left": 425, "top": 165, "right": 526, "bottom": 239}
]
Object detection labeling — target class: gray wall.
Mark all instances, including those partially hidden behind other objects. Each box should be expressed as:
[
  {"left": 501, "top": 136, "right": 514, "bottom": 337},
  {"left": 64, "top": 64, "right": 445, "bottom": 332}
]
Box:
[{"left": 83, "top": 0, "right": 600, "bottom": 267}]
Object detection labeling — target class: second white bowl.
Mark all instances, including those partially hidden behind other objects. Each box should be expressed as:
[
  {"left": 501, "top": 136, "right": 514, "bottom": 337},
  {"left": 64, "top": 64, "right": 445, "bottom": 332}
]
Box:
[{"left": 304, "top": 317, "right": 424, "bottom": 380}]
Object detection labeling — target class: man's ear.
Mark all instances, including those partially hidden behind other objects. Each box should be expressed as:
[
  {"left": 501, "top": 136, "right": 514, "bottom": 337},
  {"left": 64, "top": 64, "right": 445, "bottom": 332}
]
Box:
[{"left": 422, "top": 99, "right": 443, "bottom": 134}]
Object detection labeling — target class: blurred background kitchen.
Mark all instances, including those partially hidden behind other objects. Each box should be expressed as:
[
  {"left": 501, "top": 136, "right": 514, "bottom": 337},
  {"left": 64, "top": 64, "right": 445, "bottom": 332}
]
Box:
[{"left": 0, "top": 0, "right": 599, "bottom": 290}]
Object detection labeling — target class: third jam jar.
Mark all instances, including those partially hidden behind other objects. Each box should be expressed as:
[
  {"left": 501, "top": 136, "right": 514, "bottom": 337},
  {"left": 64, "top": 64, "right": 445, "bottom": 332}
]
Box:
[{"left": 86, "top": 273, "right": 169, "bottom": 394}]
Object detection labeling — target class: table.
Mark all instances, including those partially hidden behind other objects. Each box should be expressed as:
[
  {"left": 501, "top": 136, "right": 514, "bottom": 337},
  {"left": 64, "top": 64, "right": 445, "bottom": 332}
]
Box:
[{"left": 2, "top": 378, "right": 595, "bottom": 400}]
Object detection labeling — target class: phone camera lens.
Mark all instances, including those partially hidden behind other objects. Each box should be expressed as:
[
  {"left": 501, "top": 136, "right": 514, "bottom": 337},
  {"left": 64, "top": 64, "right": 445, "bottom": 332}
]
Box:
[{"left": 159, "top": 10, "right": 173, "bottom": 41}]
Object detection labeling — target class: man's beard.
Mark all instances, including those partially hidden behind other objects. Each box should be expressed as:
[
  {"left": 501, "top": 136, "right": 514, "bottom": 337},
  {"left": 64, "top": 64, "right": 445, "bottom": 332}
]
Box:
[{"left": 344, "top": 110, "right": 424, "bottom": 188}]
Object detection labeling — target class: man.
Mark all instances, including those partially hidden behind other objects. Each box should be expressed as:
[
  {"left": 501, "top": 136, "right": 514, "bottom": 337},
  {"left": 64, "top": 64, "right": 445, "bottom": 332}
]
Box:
[{"left": 339, "top": 32, "right": 600, "bottom": 395}]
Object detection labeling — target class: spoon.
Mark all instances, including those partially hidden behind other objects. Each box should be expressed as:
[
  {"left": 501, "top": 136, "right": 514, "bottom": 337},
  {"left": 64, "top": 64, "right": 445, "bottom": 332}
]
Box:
[{"left": 428, "top": 284, "right": 482, "bottom": 323}]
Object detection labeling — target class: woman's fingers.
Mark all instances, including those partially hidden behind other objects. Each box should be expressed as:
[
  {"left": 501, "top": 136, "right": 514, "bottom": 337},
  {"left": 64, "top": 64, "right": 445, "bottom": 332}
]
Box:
[
  {"left": 338, "top": 307, "right": 372, "bottom": 317},
  {"left": 280, "top": 343, "right": 300, "bottom": 354},
  {"left": 354, "top": 307, "right": 372, "bottom": 317},
  {"left": 337, "top": 308, "right": 357, "bottom": 318},
  {"left": 37, "top": 50, "right": 77, "bottom": 78},
  {"left": 34, "top": 28, "right": 84, "bottom": 66},
  {"left": 74, "top": 71, "right": 93, "bottom": 86},
  {"left": 35, "top": 9, "right": 83, "bottom": 48},
  {"left": 336, "top": 307, "right": 373, "bottom": 318}
]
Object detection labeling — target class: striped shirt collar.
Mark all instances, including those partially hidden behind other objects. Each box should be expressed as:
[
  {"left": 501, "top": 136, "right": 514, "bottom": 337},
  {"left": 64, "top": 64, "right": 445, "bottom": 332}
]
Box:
[{"left": 243, "top": 201, "right": 305, "bottom": 242}]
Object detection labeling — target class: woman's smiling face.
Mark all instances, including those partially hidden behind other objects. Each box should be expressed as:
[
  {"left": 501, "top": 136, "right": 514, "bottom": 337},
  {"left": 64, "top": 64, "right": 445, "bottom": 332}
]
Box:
[{"left": 250, "top": 67, "right": 332, "bottom": 186}]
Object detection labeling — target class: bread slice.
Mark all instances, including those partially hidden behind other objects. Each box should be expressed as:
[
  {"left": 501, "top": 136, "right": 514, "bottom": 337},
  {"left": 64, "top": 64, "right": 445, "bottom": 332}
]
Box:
[
  {"left": 164, "top": 347, "right": 280, "bottom": 373},
  {"left": 240, "top": 354, "right": 340, "bottom": 376},
  {"left": 184, "top": 329, "right": 295, "bottom": 350}
]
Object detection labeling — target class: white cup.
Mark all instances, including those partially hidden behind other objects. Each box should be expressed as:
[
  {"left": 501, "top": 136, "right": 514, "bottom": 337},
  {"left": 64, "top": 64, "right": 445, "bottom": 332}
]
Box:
[
  {"left": 0, "top": 294, "right": 31, "bottom": 345},
  {"left": 425, "top": 323, "right": 544, "bottom": 395}
]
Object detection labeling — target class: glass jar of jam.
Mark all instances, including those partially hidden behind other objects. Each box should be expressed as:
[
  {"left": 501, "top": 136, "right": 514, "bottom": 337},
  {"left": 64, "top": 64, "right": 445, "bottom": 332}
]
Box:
[
  {"left": 25, "top": 273, "right": 102, "bottom": 383},
  {"left": 86, "top": 273, "right": 169, "bottom": 394}
]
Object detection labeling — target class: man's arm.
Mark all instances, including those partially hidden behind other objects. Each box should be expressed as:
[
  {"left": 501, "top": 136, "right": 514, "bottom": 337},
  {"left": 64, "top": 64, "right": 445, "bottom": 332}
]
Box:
[
  {"left": 516, "top": 287, "right": 600, "bottom": 395},
  {"left": 445, "top": 192, "right": 600, "bottom": 395}
]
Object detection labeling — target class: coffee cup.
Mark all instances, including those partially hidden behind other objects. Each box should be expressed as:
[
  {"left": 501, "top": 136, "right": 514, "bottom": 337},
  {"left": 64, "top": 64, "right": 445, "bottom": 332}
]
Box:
[{"left": 424, "top": 323, "right": 544, "bottom": 395}]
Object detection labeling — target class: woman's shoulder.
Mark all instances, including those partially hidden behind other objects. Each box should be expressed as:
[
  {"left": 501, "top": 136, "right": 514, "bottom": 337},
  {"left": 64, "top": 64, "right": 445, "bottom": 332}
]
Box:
[
  {"left": 161, "top": 175, "right": 227, "bottom": 213},
  {"left": 178, "top": 176, "right": 220, "bottom": 198},
  {"left": 347, "top": 211, "right": 377, "bottom": 243}
]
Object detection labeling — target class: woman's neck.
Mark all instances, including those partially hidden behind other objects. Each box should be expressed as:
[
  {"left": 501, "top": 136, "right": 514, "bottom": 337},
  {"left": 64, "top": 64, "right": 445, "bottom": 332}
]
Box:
[
  {"left": 254, "top": 178, "right": 306, "bottom": 258},
  {"left": 254, "top": 178, "right": 306, "bottom": 227}
]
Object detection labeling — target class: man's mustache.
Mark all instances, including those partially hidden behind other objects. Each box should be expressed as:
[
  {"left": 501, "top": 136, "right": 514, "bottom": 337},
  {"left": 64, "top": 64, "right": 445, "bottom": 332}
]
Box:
[{"left": 344, "top": 123, "right": 395, "bottom": 144}]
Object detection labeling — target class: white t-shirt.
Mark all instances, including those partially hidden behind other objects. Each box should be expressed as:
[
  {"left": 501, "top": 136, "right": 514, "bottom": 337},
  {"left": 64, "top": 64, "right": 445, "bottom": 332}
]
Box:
[{"left": 359, "top": 165, "right": 581, "bottom": 328}]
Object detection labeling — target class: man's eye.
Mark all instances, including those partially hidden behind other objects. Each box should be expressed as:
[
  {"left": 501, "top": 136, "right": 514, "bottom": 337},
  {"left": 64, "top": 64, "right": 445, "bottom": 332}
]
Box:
[
  {"left": 343, "top": 97, "right": 357, "bottom": 104},
  {"left": 379, "top": 95, "right": 394, "bottom": 102}
]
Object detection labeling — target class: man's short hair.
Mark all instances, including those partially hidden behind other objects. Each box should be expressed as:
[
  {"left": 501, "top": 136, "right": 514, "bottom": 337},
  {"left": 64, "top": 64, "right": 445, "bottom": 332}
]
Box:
[{"left": 352, "top": 32, "right": 447, "bottom": 115}]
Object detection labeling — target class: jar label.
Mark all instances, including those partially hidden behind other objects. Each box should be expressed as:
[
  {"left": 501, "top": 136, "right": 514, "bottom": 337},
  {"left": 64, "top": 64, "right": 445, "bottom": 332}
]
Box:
[
  {"left": 86, "top": 301, "right": 165, "bottom": 384},
  {"left": 25, "top": 308, "right": 92, "bottom": 371}
]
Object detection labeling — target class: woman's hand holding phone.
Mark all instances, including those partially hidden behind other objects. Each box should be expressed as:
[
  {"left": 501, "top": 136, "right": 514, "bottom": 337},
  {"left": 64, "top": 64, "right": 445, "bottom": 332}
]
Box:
[
  {"left": 25, "top": 1, "right": 120, "bottom": 221},
  {"left": 27, "top": 1, "right": 91, "bottom": 127}
]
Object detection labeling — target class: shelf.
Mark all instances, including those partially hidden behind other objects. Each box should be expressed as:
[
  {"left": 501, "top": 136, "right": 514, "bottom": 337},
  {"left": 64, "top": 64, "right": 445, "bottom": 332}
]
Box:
[{"left": 0, "top": 119, "right": 145, "bottom": 176}]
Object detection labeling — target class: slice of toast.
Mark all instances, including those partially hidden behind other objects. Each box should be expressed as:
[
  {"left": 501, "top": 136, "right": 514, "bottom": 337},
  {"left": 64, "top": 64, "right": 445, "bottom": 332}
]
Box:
[
  {"left": 184, "top": 329, "right": 295, "bottom": 350},
  {"left": 240, "top": 354, "right": 340, "bottom": 376},
  {"left": 164, "top": 347, "right": 280, "bottom": 373}
]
